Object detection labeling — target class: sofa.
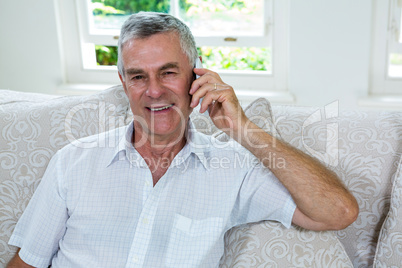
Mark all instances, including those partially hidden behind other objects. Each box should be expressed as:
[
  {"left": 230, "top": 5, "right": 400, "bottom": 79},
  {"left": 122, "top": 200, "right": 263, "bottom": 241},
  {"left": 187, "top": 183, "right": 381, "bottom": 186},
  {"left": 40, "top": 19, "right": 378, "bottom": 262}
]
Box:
[{"left": 0, "top": 85, "right": 401, "bottom": 267}]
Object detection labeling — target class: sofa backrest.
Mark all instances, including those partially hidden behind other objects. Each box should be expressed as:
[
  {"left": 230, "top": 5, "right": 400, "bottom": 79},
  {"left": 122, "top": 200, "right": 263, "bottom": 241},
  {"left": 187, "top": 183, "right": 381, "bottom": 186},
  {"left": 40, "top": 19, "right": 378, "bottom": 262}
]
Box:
[
  {"left": 272, "top": 105, "right": 402, "bottom": 267},
  {"left": 0, "top": 86, "right": 131, "bottom": 265},
  {"left": 1, "top": 87, "right": 400, "bottom": 267}
]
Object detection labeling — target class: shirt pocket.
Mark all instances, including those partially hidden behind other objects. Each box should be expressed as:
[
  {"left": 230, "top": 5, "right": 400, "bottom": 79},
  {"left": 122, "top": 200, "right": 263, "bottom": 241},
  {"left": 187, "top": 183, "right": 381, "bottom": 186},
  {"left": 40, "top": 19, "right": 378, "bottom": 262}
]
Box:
[{"left": 165, "top": 213, "right": 224, "bottom": 267}]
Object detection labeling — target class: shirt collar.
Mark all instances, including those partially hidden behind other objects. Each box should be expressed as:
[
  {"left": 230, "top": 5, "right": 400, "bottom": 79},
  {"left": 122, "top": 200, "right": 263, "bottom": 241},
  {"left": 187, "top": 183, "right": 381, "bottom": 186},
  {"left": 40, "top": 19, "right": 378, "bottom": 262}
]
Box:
[
  {"left": 185, "top": 120, "right": 211, "bottom": 169},
  {"left": 107, "top": 119, "right": 211, "bottom": 170},
  {"left": 174, "top": 120, "right": 210, "bottom": 170},
  {"left": 107, "top": 121, "right": 136, "bottom": 167}
]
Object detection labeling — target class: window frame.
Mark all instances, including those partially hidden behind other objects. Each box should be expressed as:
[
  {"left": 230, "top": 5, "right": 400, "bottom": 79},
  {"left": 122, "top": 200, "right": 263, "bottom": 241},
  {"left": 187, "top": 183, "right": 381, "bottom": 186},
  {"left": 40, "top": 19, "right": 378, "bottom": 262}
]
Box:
[
  {"left": 369, "top": 0, "right": 402, "bottom": 95},
  {"left": 55, "top": 0, "right": 292, "bottom": 103}
]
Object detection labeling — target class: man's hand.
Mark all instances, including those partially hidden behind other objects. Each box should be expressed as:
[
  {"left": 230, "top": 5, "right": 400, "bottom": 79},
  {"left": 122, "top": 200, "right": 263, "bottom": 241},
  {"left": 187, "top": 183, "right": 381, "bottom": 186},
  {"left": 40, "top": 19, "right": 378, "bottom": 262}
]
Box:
[
  {"left": 190, "top": 68, "right": 359, "bottom": 231},
  {"left": 190, "top": 67, "right": 248, "bottom": 136}
]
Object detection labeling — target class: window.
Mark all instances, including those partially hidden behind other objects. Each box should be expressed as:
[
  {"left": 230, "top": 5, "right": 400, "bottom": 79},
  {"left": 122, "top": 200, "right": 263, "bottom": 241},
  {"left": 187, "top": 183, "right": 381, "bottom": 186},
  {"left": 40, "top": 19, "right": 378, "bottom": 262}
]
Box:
[
  {"left": 56, "top": 0, "right": 291, "bottom": 102},
  {"left": 369, "top": 0, "right": 402, "bottom": 95},
  {"left": 85, "top": 0, "right": 271, "bottom": 72},
  {"left": 387, "top": 0, "right": 402, "bottom": 78}
]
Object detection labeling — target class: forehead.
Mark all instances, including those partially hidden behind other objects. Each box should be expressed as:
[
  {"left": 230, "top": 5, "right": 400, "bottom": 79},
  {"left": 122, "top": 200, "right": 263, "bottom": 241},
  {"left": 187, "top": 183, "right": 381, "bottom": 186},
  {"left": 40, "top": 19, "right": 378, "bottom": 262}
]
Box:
[{"left": 121, "top": 33, "right": 187, "bottom": 64}]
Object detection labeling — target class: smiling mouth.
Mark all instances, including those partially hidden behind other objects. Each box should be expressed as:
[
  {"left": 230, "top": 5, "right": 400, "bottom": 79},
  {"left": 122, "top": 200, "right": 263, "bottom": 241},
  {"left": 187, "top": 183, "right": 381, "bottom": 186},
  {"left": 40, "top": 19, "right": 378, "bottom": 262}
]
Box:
[{"left": 148, "top": 104, "right": 174, "bottom": 112}]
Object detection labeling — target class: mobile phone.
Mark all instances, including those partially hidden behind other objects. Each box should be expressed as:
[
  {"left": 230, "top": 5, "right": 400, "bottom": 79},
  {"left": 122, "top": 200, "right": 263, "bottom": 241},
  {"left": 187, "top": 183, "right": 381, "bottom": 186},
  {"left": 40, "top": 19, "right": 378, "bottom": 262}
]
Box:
[
  {"left": 194, "top": 57, "right": 203, "bottom": 79},
  {"left": 193, "top": 57, "right": 208, "bottom": 114}
]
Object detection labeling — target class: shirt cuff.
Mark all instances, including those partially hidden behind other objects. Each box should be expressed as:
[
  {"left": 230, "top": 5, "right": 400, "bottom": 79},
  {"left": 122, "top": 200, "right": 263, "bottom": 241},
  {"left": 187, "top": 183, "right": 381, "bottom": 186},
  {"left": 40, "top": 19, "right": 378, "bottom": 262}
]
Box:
[{"left": 8, "top": 234, "right": 52, "bottom": 268}]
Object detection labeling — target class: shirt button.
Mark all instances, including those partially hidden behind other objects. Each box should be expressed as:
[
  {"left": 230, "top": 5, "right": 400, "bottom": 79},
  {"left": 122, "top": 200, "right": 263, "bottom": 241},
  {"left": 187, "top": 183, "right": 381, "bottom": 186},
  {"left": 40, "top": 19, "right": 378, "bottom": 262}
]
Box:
[
  {"left": 143, "top": 218, "right": 149, "bottom": 224},
  {"left": 133, "top": 255, "right": 139, "bottom": 263}
]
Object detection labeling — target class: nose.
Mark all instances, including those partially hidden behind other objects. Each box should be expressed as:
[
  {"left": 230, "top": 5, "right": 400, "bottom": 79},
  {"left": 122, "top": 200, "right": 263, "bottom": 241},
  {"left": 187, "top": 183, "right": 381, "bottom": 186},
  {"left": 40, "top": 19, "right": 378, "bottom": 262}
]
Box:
[{"left": 145, "top": 77, "right": 165, "bottom": 99}]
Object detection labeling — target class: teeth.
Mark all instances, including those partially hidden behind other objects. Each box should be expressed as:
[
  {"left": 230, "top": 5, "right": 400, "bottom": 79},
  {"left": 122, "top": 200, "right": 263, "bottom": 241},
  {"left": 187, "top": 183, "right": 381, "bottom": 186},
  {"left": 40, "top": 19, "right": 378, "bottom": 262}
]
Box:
[{"left": 149, "top": 104, "right": 173, "bottom": 111}]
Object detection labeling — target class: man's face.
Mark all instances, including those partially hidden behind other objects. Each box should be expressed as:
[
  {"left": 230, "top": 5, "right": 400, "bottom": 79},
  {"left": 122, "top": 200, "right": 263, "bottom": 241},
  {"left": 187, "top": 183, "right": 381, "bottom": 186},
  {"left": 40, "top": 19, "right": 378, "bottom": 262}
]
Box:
[{"left": 119, "top": 32, "right": 194, "bottom": 142}]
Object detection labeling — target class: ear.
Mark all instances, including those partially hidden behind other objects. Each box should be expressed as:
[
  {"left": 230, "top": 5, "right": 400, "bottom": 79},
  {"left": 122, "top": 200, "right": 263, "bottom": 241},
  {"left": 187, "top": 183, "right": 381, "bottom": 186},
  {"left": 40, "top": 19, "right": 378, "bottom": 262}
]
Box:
[{"left": 118, "top": 72, "right": 128, "bottom": 94}]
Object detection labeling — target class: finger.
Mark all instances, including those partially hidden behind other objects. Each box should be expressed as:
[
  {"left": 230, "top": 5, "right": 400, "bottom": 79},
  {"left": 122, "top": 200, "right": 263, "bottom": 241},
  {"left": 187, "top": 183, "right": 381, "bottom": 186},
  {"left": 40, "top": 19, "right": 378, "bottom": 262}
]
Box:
[
  {"left": 190, "top": 82, "right": 219, "bottom": 109},
  {"left": 201, "top": 99, "right": 218, "bottom": 115},
  {"left": 189, "top": 70, "right": 221, "bottom": 95},
  {"left": 198, "top": 85, "right": 230, "bottom": 113},
  {"left": 192, "top": 67, "right": 209, "bottom": 77}
]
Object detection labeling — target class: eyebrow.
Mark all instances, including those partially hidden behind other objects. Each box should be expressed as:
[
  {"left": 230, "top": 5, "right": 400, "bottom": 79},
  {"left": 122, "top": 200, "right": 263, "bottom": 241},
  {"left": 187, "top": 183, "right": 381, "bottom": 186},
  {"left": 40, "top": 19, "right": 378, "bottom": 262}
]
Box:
[
  {"left": 125, "top": 62, "right": 180, "bottom": 76},
  {"left": 160, "top": 62, "right": 180, "bottom": 71},
  {"left": 125, "top": 68, "right": 144, "bottom": 76}
]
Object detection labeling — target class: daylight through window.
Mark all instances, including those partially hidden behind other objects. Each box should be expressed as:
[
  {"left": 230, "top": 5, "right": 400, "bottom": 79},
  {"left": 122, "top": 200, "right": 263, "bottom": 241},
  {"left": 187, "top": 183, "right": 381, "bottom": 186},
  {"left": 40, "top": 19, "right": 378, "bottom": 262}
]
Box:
[{"left": 88, "top": 0, "right": 272, "bottom": 72}]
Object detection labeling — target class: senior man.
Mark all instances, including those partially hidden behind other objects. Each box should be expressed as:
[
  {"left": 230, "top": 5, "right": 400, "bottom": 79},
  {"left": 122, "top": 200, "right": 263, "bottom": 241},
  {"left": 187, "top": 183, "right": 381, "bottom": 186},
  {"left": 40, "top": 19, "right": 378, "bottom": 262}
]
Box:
[{"left": 8, "top": 12, "right": 358, "bottom": 267}]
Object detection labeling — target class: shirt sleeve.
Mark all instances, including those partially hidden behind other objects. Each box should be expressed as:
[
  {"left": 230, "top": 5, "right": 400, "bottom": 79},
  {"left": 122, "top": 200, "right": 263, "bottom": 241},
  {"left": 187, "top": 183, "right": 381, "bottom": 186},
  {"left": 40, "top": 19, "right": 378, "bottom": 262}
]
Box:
[
  {"left": 233, "top": 161, "right": 296, "bottom": 228},
  {"left": 8, "top": 150, "right": 68, "bottom": 268}
]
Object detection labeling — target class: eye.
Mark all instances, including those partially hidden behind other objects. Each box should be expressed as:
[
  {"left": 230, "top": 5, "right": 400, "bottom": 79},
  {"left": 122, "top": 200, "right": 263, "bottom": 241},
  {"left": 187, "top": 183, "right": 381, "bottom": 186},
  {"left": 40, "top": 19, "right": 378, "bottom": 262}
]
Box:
[
  {"left": 163, "top": 71, "right": 175, "bottom": 76},
  {"left": 131, "top": 75, "right": 144, "bottom": 80}
]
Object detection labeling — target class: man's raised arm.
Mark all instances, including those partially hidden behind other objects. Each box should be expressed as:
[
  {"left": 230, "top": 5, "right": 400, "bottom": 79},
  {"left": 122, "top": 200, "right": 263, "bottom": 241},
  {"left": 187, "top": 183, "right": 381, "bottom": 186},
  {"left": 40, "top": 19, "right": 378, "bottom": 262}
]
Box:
[
  {"left": 190, "top": 67, "right": 359, "bottom": 231},
  {"left": 234, "top": 119, "right": 359, "bottom": 231}
]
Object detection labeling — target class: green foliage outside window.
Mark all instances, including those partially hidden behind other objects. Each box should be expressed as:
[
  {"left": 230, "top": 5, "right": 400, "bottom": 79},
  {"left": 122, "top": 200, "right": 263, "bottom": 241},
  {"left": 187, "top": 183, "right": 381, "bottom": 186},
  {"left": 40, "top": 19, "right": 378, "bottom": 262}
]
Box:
[
  {"left": 92, "top": 0, "right": 270, "bottom": 71},
  {"left": 95, "top": 45, "right": 270, "bottom": 71},
  {"left": 198, "top": 47, "right": 270, "bottom": 71},
  {"left": 95, "top": 45, "right": 118, "bottom": 66},
  {"left": 92, "top": 0, "right": 170, "bottom": 14},
  {"left": 92, "top": 3, "right": 125, "bottom": 16},
  {"left": 390, "top": 54, "right": 402, "bottom": 65},
  {"left": 91, "top": 0, "right": 247, "bottom": 15}
]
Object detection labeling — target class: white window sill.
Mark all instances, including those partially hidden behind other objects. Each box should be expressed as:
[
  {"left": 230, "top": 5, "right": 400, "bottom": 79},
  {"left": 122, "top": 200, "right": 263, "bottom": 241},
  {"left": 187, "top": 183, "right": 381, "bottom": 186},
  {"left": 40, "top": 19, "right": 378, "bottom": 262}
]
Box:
[
  {"left": 358, "top": 95, "right": 402, "bottom": 110},
  {"left": 235, "top": 89, "right": 295, "bottom": 107}
]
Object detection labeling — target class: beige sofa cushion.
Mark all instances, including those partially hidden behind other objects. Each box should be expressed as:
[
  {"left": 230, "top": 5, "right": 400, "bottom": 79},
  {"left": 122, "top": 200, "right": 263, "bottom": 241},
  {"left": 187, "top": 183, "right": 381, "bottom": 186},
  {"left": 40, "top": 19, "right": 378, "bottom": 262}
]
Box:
[
  {"left": 0, "top": 90, "right": 57, "bottom": 104},
  {"left": 190, "top": 98, "right": 352, "bottom": 267},
  {"left": 220, "top": 221, "right": 353, "bottom": 267},
  {"left": 271, "top": 105, "right": 401, "bottom": 267},
  {"left": 190, "top": 97, "right": 281, "bottom": 141},
  {"left": 0, "top": 86, "right": 130, "bottom": 265},
  {"left": 374, "top": 155, "right": 402, "bottom": 267}
]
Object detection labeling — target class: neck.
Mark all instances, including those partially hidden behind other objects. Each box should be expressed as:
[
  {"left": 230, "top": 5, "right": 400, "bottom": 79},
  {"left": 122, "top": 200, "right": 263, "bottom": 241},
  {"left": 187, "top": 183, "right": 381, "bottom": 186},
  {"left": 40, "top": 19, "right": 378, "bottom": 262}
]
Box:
[
  {"left": 132, "top": 124, "right": 188, "bottom": 161},
  {"left": 132, "top": 128, "right": 187, "bottom": 186},
  {"left": 135, "top": 136, "right": 186, "bottom": 158}
]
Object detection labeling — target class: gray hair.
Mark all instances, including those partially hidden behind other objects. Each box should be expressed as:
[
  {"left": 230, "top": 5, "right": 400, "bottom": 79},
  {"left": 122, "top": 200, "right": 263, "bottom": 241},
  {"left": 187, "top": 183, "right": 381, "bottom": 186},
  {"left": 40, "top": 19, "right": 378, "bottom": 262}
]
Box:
[{"left": 117, "top": 12, "right": 198, "bottom": 78}]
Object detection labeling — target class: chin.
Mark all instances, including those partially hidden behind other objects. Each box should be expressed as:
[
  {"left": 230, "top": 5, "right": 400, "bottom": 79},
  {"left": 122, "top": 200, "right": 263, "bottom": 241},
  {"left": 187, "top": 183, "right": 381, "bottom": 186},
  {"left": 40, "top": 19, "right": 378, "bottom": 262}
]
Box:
[{"left": 152, "top": 119, "right": 187, "bottom": 135}]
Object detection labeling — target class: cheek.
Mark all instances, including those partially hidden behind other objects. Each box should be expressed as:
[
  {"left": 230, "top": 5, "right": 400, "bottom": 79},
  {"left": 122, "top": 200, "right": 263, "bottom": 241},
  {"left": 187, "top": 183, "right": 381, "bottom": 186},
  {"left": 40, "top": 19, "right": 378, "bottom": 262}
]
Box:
[
  {"left": 177, "top": 75, "right": 193, "bottom": 96},
  {"left": 125, "top": 79, "right": 146, "bottom": 92},
  {"left": 162, "top": 79, "right": 192, "bottom": 99},
  {"left": 124, "top": 86, "right": 143, "bottom": 107}
]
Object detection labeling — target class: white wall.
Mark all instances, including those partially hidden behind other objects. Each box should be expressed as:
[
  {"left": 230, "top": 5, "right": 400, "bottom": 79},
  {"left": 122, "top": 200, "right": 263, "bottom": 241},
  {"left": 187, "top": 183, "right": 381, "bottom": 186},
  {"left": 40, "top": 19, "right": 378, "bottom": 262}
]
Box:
[
  {"left": 0, "top": 0, "right": 63, "bottom": 95},
  {"left": 289, "top": 0, "right": 372, "bottom": 110},
  {"left": 0, "top": 0, "right": 373, "bottom": 110}
]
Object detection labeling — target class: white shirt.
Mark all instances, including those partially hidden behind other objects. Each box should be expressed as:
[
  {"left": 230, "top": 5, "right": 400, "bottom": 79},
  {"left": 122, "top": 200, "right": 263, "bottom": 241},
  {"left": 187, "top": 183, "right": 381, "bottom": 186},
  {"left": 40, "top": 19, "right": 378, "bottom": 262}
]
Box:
[{"left": 9, "top": 121, "right": 296, "bottom": 268}]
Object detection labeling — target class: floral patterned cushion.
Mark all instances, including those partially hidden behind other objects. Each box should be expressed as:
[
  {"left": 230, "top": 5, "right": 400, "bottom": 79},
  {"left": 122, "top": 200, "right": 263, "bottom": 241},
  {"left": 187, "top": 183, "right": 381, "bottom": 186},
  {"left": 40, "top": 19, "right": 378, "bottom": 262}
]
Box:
[
  {"left": 374, "top": 155, "right": 402, "bottom": 267},
  {"left": 220, "top": 221, "right": 353, "bottom": 267},
  {"left": 0, "top": 86, "right": 131, "bottom": 266},
  {"left": 271, "top": 105, "right": 402, "bottom": 267},
  {"left": 190, "top": 97, "right": 281, "bottom": 141}
]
